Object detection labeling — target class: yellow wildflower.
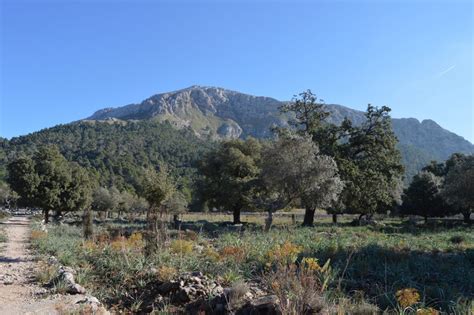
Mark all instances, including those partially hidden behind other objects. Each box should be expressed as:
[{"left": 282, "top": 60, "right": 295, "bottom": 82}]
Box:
[{"left": 396, "top": 288, "right": 420, "bottom": 308}]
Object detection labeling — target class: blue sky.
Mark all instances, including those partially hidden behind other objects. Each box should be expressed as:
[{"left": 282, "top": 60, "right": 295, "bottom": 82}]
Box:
[{"left": 1, "top": 0, "right": 472, "bottom": 142}]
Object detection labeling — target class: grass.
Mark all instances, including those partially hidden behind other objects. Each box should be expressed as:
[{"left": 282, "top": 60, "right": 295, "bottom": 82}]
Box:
[
  {"left": 30, "top": 215, "right": 474, "bottom": 313},
  {"left": 0, "top": 211, "right": 9, "bottom": 244},
  {"left": 0, "top": 228, "right": 6, "bottom": 243}
]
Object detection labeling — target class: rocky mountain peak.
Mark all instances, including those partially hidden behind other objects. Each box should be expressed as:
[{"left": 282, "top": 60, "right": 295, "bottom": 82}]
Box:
[{"left": 85, "top": 86, "right": 473, "bottom": 176}]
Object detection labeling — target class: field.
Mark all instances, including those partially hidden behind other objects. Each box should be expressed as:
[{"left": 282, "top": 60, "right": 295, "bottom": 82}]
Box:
[{"left": 30, "top": 213, "right": 474, "bottom": 314}]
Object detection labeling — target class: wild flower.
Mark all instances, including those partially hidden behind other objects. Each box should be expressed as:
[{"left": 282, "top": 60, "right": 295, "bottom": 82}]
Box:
[
  {"left": 157, "top": 266, "right": 177, "bottom": 281},
  {"left": 184, "top": 230, "right": 198, "bottom": 241},
  {"left": 396, "top": 288, "right": 420, "bottom": 308},
  {"left": 108, "top": 233, "right": 144, "bottom": 252},
  {"left": 96, "top": 232, "right": 110, "bottom": 244},
  {"left": 127, "top": 232, "right": 144, "bottom": 247},
  {"left": 220, "top": 246, "right": 246, "bottom": 262},
  {"left": 416, "top": 307, "right": 439, "bottom": 315},
  {"left": 265, "top": 241, "right": 302, "bottom": 266},
  {"left": 82, "top": 240, "right": 100, "bottom": 252},
  {"left": 109, "top": 237, "right": 123, "bottom": 251},
  {"left": 302, "top": 257, "right": 321, "bottom": 271},
  {"left": 170, "top": 239, "right": 194, "bottom": 254},
  {"left": 202, "top": 246, "right": 220, "bottom": 262},
  {"left": 31, "top": 230, "right": 47, "bottom": 241}
]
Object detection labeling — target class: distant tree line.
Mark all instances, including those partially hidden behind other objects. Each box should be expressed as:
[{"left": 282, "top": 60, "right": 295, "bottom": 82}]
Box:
[{"left": 401, "top": 153, "right": 473, "bottom": 223}]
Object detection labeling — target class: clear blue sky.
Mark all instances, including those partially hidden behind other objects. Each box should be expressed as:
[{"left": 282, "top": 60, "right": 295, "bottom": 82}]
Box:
[{"left": 1, "top": 0, "right": 472, "bottom": 142}]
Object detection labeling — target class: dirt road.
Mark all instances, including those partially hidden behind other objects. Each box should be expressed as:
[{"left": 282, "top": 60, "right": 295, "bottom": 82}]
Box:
[{"left": 0, "top": 216, "right": 84, "bottom": 314}]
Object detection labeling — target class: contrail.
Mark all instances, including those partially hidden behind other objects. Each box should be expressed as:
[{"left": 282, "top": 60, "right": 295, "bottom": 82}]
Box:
[{"left": 435, "top": 65, "right": 456, "bottom": 78}]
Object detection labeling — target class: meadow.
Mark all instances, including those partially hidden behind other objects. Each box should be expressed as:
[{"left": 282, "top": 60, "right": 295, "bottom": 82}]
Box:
[{"left": 30, "top": 213, "right": 474, "bottom": 314}]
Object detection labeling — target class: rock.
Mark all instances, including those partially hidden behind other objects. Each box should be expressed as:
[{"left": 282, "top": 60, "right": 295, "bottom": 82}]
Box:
[
  {"left": 251, "top": 295, "right": 279, "bottom": 307},
  {"left": 47, "top": 256, "right": 59, "bottom": 265},
  {"left": 193, "top": 244, "right": 204, "bottom": 253},
  {"left": 74, "top": 295, "right": 110, "bottom": 315},
  {"left": 55, "top": 266, "right": 87, "bottom": 295},
  {"left": 245, "top": 295, "right": 280, "bottom": 314}
]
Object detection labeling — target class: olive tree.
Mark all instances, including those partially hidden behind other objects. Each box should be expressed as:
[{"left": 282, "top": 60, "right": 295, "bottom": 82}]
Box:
[{"left": 260, "top": 135, "right": 344, "bottom": 227}]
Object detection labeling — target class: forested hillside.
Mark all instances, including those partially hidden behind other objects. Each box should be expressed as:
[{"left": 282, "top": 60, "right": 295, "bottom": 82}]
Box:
[
  {"left": 86, "top": 86, "right": 474, "bottom": 180},
  {"left": 0, "top": 120, "right": 214, "bottom": 193}
]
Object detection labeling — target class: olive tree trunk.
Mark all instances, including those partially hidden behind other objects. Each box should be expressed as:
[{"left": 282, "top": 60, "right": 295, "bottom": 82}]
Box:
[
  {"left": 233, "top": 208, "right": 241, "bottom": 224},
  {"left": 302, "top": 207, "right": 316, "bottom": 227}
]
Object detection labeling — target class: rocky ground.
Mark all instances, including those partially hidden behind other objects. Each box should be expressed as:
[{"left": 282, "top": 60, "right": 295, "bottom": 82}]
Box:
[{"left": 0, "top": 216, "right": 107, "bottom": 315}]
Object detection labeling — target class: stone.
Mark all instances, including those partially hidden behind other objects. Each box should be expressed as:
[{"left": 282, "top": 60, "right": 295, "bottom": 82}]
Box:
[
  {"left": 47, "top": 256, "right": 59, "bottom": 265},
  {"left": 55, "top": 265, "right": 87, "bottom": 295},
  {"left": 74, "top": 295, "right": 110, "bottom": 315},
  {"left": 249, "top": 295, "right": 280, "bottom": 313}
]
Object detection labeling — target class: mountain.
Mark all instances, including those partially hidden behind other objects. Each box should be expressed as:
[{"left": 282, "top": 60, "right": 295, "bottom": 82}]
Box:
[
  {"left": 87, "top": 86, "right": 474, "bottom": 179},
  {"left": 88, "top": 85, "right": 288, "bottom": 139}
]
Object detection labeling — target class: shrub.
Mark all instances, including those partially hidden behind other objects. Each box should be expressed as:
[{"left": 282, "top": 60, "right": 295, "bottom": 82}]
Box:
[
  {"left": 35, "top": 261, "right": 58, "bottom": 284},
  {"left": 202, "top": 246, "right": 220, "bottom": 262},
  {"left": 220, "top": 246, "right": 246, "bottom": 262},
  {"left": 265, "top": 241, "right": 302, "bottom": 267},
  {"left": 396, "top": 288, "right": 420, "bottom": 308},
  {"left": 416, "top": 307, "right": 440, "bottom": 315},
  {"left": 170, "top": 239, "right": 194, "bottom": 254},
  {"left": 264, "top": 263, "right": 330, "bottom": 314},
  {"left": 157, "top": 266, "right": 177, "bottom": 282},
  {"left": 31, "top": 230, "right": 47, "bottom": 241},
  {"left": 449, "top": 235, "right": 465, "bottom": 244}
]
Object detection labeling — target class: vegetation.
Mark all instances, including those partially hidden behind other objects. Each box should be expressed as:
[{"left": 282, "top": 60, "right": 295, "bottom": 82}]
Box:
[
  {"left": 2, "top": 89, "right": 472, "bottom": 314},
  {"left": 198, "top": 137, "right": 262, "bottom": 224},
  {"left": 402, "top": 153, "right": 473, "bottom": 224},
  {"left": 30, "top": 217, "right": 473, "bottom": 313},
  {"left": 259, "top": 135, "right": 343, "bottom": 226},
  {"left": 0, "top": 120, "right": 214, "bottom": 192},
  {"left": 7, "top": 146, "right": 94, "bottom": 223}
]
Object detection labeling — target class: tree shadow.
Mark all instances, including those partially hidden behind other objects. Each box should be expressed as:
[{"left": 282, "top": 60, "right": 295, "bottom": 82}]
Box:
[
  {"left": 0, "top": 256, "right": 30, "bottom": 263},
  {"left": 305, "top": 243, "right": 474, "bottom": 311}
]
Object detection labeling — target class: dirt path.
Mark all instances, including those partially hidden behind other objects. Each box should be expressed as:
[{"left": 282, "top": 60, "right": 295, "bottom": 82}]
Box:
[{"left": 0, "top": 216, "right": 89, "bottom": 314}]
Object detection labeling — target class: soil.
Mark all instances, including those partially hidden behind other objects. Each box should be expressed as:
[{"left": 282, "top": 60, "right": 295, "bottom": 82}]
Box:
[{"left": 0, "top": 216, "right": 90, "bottom": 314}]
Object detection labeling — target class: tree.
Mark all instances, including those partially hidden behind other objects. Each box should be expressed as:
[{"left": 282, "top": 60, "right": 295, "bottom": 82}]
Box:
[
  {"left": 279, "top": 91, "right": 404, "bottom": 223},
  {"left": 442, "top": 155, "right": 474, "bottom": 223},
  {"left": 279, "top": 90, "right": 330, "bottom": 135},
  {"left": 142, "top": 164, "right": 176, "bottom": 253},
  {"left": 260, "top": 135, "right": 344, "bottom": 227},
  {"left": 0, "top": 182, "right": 18, "bottom": 209},
  {"left": 116, "top": 190, "right": 135, "bottom": 219},
  {"left": 7, "top": 147, "right": 71, "bottom": 223},
  {"left": 33, "top": 146, "right": 72, "bottom": 223},
  {"left": 7, "top": 147, "right": 96, "bottom": 224},
  {"left": 338, "top": 105, "right": 404, "bottom": 221},
  {"left": 199, "top": 138, "right": 262, "bottom": 224},
  {"left": 62, "top": 163, "right": 95, "bottom": 238},
  {"left": 164, "top": 191, "right": 188, "bottom": 225},
  {"left": 92, "top": 187, "right": 119, "bottom": 219},
  {"left": 401, "top": 171, "right": 449, "bottom": 223},
  {"left": 7, "top": 155, "right": 39, "bottom": 208},
  {"left": 129, "top": 196, "right": 149, "bottom": 220}
]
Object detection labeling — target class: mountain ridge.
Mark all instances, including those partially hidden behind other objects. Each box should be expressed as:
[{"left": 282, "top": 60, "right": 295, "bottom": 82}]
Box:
[{"left": 85, "top": 85, "right": 473, "bottom": 180}]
